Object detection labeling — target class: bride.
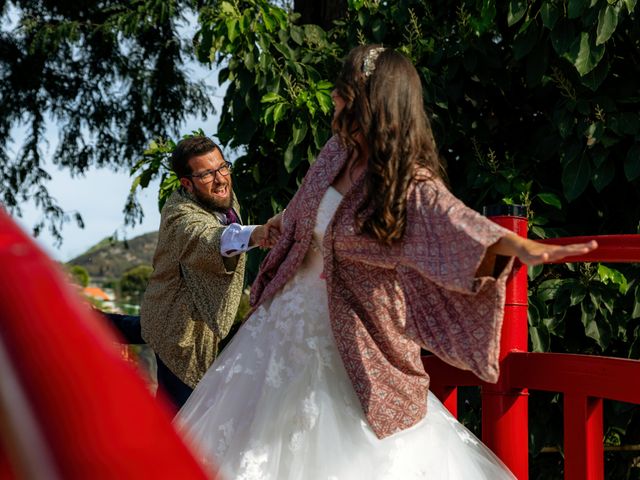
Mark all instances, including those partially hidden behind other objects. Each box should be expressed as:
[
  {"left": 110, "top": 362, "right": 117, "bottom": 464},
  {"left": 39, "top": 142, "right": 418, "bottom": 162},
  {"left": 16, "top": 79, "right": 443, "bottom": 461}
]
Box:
[{"left": 176, "top": 45, "right": 596, "bottom": 479}]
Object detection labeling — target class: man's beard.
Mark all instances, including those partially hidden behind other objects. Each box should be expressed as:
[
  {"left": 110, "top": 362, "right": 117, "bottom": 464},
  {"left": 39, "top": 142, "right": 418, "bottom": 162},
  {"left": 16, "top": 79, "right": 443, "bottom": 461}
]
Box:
[{"left": 193, "top": 182, "right": 233, "bottom": 212}]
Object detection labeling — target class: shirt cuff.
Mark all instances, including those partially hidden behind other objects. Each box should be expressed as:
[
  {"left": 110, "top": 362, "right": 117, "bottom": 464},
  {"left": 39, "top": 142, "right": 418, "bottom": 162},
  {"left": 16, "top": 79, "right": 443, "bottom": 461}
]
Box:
[{"left": 220, "top": 224, "right": 258, "bottom": 257}]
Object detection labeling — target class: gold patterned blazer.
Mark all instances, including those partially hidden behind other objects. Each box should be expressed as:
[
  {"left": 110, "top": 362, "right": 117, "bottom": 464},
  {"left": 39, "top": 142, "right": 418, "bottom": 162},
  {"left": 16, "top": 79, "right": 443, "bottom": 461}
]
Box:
[{"left": 141, "top": 188, "right": 246, "bottom": 388}]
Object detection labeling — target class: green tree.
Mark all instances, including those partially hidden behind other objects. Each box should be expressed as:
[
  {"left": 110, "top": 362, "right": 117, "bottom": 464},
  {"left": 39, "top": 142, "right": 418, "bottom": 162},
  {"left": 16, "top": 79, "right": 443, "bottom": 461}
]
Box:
[
  {"left": 67, "top": 264, "right": 90, "bottom": 287},
  {"left": 0, "top": 0, "right": 213, "bottom": 242},
  {"left": 119, "top": 264, "right": 153, "bottom": 304}
]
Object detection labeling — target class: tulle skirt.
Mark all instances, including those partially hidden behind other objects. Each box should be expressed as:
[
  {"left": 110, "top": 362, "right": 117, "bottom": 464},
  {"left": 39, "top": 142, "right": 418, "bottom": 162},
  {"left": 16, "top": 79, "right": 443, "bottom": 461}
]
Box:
[{"left": 176, "top": 248, "right": 515, "bottom": 479}]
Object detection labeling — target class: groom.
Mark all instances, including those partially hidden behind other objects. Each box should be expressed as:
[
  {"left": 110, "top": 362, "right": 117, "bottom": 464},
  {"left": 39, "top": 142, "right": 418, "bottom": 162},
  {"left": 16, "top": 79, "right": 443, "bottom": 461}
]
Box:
[{"left": 141, "top": 135, "right": 268, "bottom": 410}]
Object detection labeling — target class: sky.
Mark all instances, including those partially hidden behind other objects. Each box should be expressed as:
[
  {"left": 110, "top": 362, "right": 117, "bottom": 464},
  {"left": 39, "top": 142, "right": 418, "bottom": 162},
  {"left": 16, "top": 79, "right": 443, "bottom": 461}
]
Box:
[
  {"left": 13, "top": 103, "right": 222, "bottom": 262},
  {"left": 6, "top": 6, "right": 224, "bottom": 262}
]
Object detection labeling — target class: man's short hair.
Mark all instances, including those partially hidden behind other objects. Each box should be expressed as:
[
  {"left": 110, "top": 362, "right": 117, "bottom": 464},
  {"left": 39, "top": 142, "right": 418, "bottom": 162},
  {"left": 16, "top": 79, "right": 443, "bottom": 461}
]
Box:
[{"left": 171, "top": 136, "right": 224, "bottom": 178}]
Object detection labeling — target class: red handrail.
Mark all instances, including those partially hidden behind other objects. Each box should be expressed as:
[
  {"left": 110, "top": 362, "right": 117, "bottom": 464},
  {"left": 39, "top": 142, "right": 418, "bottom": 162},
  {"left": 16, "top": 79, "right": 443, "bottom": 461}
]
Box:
[
  {"left": 0, "top": 208, "right": 210, "bottom": 479},
  {"left": 539, "top": 234, "right": 640, "bottom": 263}
]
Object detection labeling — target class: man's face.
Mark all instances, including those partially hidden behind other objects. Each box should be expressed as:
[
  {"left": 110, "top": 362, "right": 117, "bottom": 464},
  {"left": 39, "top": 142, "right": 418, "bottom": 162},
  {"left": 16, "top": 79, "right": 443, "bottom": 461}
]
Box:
[{"left": 180, "top": 148, "right": 233, "bottom": 211}]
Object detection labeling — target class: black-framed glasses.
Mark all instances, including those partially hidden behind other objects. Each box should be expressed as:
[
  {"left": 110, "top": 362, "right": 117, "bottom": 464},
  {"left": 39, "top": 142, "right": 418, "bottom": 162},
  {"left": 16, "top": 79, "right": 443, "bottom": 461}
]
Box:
[{"left": 187, "top": 162, "right": 232, "bottom": 184}]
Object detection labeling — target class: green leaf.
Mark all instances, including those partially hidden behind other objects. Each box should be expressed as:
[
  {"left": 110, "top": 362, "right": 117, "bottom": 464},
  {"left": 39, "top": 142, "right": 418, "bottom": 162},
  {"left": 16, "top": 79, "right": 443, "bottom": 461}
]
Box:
[
  {"left": 553, "top": 108, "right": 576, "bottom": 139},
  {"left": 508, "top": 0, "right": 528, "bottom": 26},
  {"left": 624, "top": 0, "right": 637, "bottom": 13},
  {"left": 562, "top": 155, "right": 591, "bottom": 202},
  {"left": 371, "top": 17, "right": 386, "bottom": 42},
  {"left": 541, "top": 2, "right": 561, "bottom": 29},
  {"left": 551, "top": 20, "right": 576, "bottom": 56},
  {"left": 303, "top": 24, "right": 325, "bottom": 45},
  {"left": 580, "top": 58, "right": 610, "bottom": 91},
  {"left": 538, "top": 279, "right": 566, "bottom": 301},
  {"left": 624, "top": 145, "right": 640, "bottom": 181},
  {"left": 598, "top": 264, "right": 629, "bottom": 294},
  {"left": 513, "top": 21, "right": 539, "bottom": 60},
  {"left": 262, "top": 10, "right": 276, "bottom": 32},
  {"left": 290, "top": 26, "right": 303, "bottom": 45},
  {"left": 226, "top": 18, "right": 238, "bottom": 42},
  {"left": 632, "top": 285, "right": 640, "bottom": 319},
  {"left": 591, "top": 158, "right": 615, "bottom": 192},
  {"left": 537, "top": 192, "right": 562, "bottom": 209},
  {"left": 580, "top": 300, "right": 611, "bottom": 349},
  {"left": 570, "top": 284, "right": 587, "bottom": 306},
  {"left": 261, "top": 92, "right": 282, "bottom": 103},
  {"left": 292, "top": 119, "right": 308, "bottom": 145},
  {"left": 530, "top": 324, "right": 550, "bottom": 352},
  {"left": 573, "top": 32, "right": 606, "bottom": 76},
  {"left": 130, "top": 174, "right": 142, "bottom": 193},
  {"left": 273, "top": 102, "right": 287, "bottom": 124},
  {"left": 139, "top": 168, "right": 154, "bottom": 188},
  {"left": 528, "top": 264, "right": 544, "bottom": 280},
  {"left": 596, "top": 5, "right": 619, "bottom": 45},
  {"left": 220, "top": 1, "right": 236, "bottom": 16},
  {"left": 316, "top": 80, "right": 333, "bottom": 90},
  {"left": 581, "top": 299, "right": 597, "bottom": 326},
  {"left": 568, "top": 0, "right": 589, "bottom": 18},
  {"left": 315, "top": 90, "right": 333, "bottom": 114},
  {"left": 283, "top": 142, "right": 299, "bottom": 173}
]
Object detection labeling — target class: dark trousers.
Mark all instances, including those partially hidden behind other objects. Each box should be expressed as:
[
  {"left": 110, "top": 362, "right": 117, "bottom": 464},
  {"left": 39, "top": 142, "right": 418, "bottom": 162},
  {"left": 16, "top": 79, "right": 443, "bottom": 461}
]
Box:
[
  {"left": 155, "top": 354, "right": 193, "bottom": 412},
  {"left": 101, "top": 312, "right": 194, "bottom": 411}
]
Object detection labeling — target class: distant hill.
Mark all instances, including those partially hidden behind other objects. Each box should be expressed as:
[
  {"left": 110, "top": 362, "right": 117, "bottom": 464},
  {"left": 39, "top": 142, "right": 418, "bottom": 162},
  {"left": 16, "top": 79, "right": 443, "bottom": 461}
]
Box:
[{"left": 67, "top": 231, "right": 158, "bottom": 281}]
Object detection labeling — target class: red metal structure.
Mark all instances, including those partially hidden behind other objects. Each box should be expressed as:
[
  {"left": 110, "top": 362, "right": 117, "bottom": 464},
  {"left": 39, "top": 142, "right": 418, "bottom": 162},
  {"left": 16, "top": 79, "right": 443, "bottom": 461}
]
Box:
[
  {"left": 425, "top": 209, "right": 640, "bottom": 480},
  {"left": 0, "top": 209, "right": 211, "bottom": 479}
]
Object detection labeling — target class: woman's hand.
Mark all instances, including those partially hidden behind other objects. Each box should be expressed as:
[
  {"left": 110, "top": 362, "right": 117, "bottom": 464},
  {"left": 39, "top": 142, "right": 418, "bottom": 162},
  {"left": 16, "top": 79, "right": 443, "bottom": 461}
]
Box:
[
  {"left": 516, "top": 238, "right": 598, "bottom": 265},
  {"left": 259, "top": 211, "right": 285, "bottom": 248},
  {"left": 489, "top": 232, "right": 598, "bottom": 266}
]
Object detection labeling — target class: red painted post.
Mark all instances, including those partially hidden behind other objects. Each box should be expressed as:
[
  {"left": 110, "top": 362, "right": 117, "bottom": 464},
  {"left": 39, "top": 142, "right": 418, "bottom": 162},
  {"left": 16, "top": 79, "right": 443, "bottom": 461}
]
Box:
[
  {"left": 564, "top": 394, "right": 604, "bottom": 480},
  {"left": 482, "top": 205, "right": 529, "bottom": 479},
  {"left": 430, "top": 385, "right": 458, "bottom": 418}
]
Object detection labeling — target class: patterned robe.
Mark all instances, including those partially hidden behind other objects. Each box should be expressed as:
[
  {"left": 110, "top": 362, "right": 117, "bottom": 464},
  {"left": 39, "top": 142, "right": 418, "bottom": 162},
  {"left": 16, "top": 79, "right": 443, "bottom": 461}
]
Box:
[
  {"left": 251, "top": 136, "right": 514, "bottom": 439},
  {"left": 141, "top": 188, "right": 246, "bottom": 388}
]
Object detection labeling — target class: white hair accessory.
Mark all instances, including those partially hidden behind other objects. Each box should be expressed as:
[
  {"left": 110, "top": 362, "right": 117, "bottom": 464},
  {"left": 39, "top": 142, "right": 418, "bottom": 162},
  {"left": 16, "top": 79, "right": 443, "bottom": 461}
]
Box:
[{"left": 362, "top": 47, "right": 385, "bottom": 78}]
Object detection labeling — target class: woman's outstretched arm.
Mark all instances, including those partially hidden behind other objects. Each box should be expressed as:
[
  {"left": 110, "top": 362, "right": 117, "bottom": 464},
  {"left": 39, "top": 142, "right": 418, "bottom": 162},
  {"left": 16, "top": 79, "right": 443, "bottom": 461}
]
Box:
[{"left": 488, "top": 233, "right": 598, "bottom": 266}]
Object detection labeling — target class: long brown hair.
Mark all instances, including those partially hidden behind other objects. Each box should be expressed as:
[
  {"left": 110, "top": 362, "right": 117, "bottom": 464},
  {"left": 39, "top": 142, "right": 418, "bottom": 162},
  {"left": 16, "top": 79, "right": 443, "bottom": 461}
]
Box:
[{"left": 332, "top": 45, "right": 444, "bottom": 244}]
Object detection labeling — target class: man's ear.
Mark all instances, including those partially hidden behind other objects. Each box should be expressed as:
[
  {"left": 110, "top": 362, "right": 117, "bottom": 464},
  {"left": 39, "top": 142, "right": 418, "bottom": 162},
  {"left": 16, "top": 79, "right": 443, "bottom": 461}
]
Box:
[{"left": 180, "top": 177, "right": 193, "bottom": 193}]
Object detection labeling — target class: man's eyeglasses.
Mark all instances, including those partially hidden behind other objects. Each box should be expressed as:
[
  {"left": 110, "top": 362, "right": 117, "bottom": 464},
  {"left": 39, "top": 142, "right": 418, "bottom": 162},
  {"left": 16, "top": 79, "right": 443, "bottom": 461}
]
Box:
[{"left": 187, "top": 162, "right": 232, "bottom": 184}]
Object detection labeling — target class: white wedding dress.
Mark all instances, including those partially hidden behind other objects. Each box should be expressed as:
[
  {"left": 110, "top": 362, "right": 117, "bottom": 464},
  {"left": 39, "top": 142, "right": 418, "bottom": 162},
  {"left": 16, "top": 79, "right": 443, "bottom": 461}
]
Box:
[{"left": 176, "top": 187, "right": 515, "bottom": 479}]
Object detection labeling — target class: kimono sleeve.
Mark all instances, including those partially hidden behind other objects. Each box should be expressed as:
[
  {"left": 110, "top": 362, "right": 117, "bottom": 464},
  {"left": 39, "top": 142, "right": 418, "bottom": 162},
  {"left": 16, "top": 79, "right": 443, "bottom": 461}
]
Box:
[
  {"left": 398, "top": 180, "right": 515, "bottom": 383},
  {"left": 399, "top": 179, "right": 511, "bottom": 293}
]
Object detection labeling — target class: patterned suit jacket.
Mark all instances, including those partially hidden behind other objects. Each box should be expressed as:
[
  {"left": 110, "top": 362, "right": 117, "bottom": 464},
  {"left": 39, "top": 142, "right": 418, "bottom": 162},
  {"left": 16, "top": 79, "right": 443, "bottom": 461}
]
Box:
[
  {"left": 141, "top": 188, "right": 246, "bottom": 388},
  {"left": 251, "top": 135, "right": 514, "bottom": 439}
]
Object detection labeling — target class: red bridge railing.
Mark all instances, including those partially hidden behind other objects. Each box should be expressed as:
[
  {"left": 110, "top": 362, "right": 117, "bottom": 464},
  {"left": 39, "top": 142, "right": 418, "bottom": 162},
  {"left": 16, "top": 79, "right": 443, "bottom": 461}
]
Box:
[
  {"left": 424, "top": 209, "right": 640, "bottom": 480},
  {"left": 0, "top": 209, "right": 210, "bottom": 479}
]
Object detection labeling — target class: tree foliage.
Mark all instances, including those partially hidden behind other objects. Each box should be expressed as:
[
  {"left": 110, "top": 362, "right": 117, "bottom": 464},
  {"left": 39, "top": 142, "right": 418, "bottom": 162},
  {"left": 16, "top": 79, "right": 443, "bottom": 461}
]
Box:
[
  {"left": 67, "top": 263, "right": 90, "bottom": 287},
  {"left": 0, "top": 0, "right": 214, "bottom": 243},
  {"left": 119, "top": 264, "right": 153, "bottom": 303}
]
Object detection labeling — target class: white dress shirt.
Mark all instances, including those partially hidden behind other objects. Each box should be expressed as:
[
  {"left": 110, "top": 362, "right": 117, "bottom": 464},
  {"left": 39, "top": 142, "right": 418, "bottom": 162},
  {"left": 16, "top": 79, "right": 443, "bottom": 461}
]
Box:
[{"left": 220, "top": 223, "right": 258, "bottom": 257}]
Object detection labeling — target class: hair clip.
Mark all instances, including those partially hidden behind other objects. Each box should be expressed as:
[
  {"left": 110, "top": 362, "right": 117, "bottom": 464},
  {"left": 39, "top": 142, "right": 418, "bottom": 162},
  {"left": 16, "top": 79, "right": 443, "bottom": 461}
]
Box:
[{"left": 362, "top": 47, "right": 385, "bottom": 78}]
